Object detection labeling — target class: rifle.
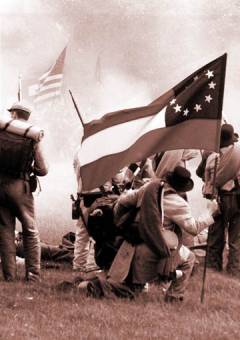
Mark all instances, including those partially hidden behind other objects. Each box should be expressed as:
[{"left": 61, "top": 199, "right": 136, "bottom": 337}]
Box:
[
  {"left": 69, "top": 90, "right": 85, "bottom": 127},
  {"left": 124, "top": 159, "right": 147, "bottom": 190},
  {"left": 70, "top": 193, "right": 90, "bottom": 230},
  {"left": 80, "top": 191, "right": 107, "bottom": 207},
  {"left": 71, "top": 191, "right": 109, "bottom": 218},
  {"left": 18, "top": 74, "right": 22, "bottom": 101}
]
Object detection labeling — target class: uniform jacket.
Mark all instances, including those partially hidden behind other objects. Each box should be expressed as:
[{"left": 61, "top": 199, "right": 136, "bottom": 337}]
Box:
[{"left": 114, "top": 181, "right": 214, "bottom": 243}]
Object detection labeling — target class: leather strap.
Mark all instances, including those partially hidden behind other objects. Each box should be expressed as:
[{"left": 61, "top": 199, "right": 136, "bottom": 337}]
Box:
[
  {"left": 2, "top": 119, "right": 15, "bottom": 131},
  {"left": 23, "top": 126, "right": 33, "bottom": 137}
]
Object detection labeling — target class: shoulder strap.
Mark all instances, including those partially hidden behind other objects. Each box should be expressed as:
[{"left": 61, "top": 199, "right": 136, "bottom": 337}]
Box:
[
  {"left": 2, "top": 119, "right": 15, "bottom": 131},
  {"left": 153, "top": 152, "right": 165, "bottom": 171},
  {"left": 139, "top": 180, "right": 171, "bottom": 258}
]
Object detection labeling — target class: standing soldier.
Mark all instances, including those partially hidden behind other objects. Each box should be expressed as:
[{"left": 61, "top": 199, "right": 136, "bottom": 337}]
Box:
[
  {"left": 202, "top": 124, "right": 240, "bottom": 276},
  {"left": 72, "top": 147, "right": 100, "bottom": 275},
  {"left": 0, "top": 101, "right": 48, "bottom": 282}
]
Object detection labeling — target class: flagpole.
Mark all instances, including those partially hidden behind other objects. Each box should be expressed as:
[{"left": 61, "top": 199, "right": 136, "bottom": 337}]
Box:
[
  {"left": 18, "top": 74, "right": 22, "bottom": 101},
  {"left": 69, "top": 90, "right": 85, "bottom": 127},
  {"left": 200, "top": 154, "right": 218, "bottom": 303}
]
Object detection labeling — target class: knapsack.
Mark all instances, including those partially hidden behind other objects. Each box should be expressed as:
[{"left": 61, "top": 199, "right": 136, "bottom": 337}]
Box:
[
  {"left": 0, "top": 130, "right": 34, "bottom": 178},
  {"left": 86, "top": 194, "right": 142, "bottom": 269},
  {"left": 87, "top": 195, "right": 119, "bottom": 243}
]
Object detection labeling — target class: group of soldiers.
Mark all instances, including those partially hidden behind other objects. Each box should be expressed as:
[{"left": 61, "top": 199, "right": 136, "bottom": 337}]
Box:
[{"left": 0, "top": 101, "right": 240, "bottom": 303}]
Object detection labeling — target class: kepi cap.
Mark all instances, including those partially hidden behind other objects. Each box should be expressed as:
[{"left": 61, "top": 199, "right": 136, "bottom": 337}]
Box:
[{"left": 8, "top": 101, "right": 32, "bottom": 115}]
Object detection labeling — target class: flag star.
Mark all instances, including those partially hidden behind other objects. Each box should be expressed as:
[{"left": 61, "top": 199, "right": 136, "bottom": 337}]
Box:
[
  {"left": 183, "top": 108, "right": 189, "bottom": 116},
  {"left": 170, "top": 98, "right": 176, "bottom": 105},
  {"left": 174, "top": 104, "right": 182, "bottom": 113},
  {"left": 193, "top": 76, "right": 199, "bottom": 81},
  {"left": 208, "top": 81, "right": 216, "bottom": 89},
  {"left": 206, "top": 70, "right": 214, "bottom": 79},
  {"left": 194, "top": 104, "right": 202, "bottom": 112},
  {"left": 205, "top": 94, "right": 213, "bottom": 103}
]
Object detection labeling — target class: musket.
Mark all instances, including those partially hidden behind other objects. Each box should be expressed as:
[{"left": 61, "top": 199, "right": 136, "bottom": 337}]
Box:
[
  {"left": 18, "top": 74, "right": 22, "bottom": 101},
  {"left": 124, "top": 159, "right": 146, "bottom": 190},
  {"left": 70, "top": 193, "right": 88, "bottom": 228},
  {"left": 69, "top": 89, "right": 85, "bottom": 127},
  {"left": 69, "top": 90, "right": 87, "bottom": 222}
]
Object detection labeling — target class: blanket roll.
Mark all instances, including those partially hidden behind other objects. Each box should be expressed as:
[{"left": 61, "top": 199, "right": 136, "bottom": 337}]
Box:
[{"left": 0, "top": 117, "right": 44, "bottom": 142}]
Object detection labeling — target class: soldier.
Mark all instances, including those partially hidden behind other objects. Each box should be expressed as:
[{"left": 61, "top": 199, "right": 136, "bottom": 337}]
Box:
[
  {"left": 111, "top": 166, "right": 219, "bottom": 302},
  {"left": 201, "top": 124, "right": 240, "bottom": 276},
  {"left": 154, "top": 149, "right": 199, "bottom": 248},
  {"left": 72, "top": 147, "right": 100, "bottom": 275},
  {"left": 75, "top": 166, "right": 219, "bottom": 301},
  {"left": 0, "top": 101, "right": 48, "bottom": 282}
]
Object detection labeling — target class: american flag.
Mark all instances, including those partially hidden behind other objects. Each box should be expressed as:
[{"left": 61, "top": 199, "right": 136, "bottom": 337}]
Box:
[{"left": 28, "top": 46, "right": 67, "bottom": 104}]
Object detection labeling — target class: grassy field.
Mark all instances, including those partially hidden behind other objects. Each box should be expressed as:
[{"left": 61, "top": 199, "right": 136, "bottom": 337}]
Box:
[
  {"left": 1, "top": 264, "right": 240, "bottom": 340},
  {"left": 2, "top": 161, "right": 240, "bottom": 340}
]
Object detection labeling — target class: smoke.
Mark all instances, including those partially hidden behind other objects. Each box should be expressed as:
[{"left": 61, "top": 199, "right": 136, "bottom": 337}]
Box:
[
  {"left": 1, "top": 0, "right": 240, "bottom": 160},
  {"left": 2, "top": 0, "right": 240, "bottom": 229}
]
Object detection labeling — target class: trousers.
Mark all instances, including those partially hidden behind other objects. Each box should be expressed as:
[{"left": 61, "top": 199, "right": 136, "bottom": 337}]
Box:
[
  {"left": 0, "top": 177, "right": 40, "bottom": 281},
  {"left": 130, "top": 243, "right": 195, "bottom": 299},
  {"left": 207, "top": 191, "right": 240, "bottom": 275},
  {"left": 73, "top": 207, "right": 98, "bottom": 272}
]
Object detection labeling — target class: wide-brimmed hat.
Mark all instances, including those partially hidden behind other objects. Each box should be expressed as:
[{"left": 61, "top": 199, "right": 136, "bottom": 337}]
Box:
[
  {"left": 165, "top": 166, "right": 194, "bottom": 192},
  {"left": 8, "top": 101, "right": 32, "bottom": 116},
  {"left": 220, "top": 124, "right": 234, "bottom": 148}
]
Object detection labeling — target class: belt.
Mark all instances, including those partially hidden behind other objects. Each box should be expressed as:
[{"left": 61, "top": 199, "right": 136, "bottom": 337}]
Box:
[
  {"left": 219, "top": 189, "right": 240, "bottom": 196},
  {"left": 0, "top": 171, "right": 30, "bottom": 181}
]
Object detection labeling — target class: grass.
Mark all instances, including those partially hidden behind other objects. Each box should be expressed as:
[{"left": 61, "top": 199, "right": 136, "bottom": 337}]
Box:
[
  {"left": 1, "top": 265, "right": 240, "bottom": 340},
  {"left": 2, "top": 161, "right": 240, "bottom": 339}
]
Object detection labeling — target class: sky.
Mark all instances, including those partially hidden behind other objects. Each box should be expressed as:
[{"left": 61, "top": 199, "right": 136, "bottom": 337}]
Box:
[
  {"left": 1, "top": 0, "right": 240, "bottom": 157},
  {"left": 2, "top": 0, "right": 239, "bottom": 221}
]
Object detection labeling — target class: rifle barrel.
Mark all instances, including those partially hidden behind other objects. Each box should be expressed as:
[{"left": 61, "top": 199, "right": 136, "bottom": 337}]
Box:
[{"left": 69, "top": 89, "right": 85, "bottom": 127}]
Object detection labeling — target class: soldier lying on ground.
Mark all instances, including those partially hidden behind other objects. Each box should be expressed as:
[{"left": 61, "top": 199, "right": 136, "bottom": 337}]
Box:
[{"left": 15, "top": 231, "right": 74, "bottom": 266}]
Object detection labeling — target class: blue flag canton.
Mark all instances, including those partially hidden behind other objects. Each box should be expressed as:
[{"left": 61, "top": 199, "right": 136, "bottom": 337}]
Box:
[{"left": 165, "top": 61, "right": 223, "bottom": 127}]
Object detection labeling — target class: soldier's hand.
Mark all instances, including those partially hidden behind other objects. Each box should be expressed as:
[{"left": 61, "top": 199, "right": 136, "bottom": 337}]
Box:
[
  {"left": 90, "top": 208, "right": 103, "bottom": 217},
  {"left": 207, "top": 199, "right": 220, "bottom": 217}
]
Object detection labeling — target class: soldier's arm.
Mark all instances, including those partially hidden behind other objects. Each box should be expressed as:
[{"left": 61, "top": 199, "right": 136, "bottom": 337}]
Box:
[
  {"left": 33, "top": 141, "right": 49, "bottom": 176},
  {"left": 164, "top": 193, "right": 215, "bottom": 236}
]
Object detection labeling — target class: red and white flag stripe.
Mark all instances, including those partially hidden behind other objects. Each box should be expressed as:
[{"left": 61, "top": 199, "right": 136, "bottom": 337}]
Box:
[
  {"left": 79, "top": 54, "right": 226, "bottom": 191},
  {"left": 28, "top": 46, "right": 66, "bottom": 104},
  {"left": 79, "top": 104, "right": 220, "bottom": 191},
  {"left": 80, "top": 108, "right": 166, "bottom": 167}
]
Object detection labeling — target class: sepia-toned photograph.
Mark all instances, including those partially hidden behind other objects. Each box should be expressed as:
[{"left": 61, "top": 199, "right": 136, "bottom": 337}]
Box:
[{"left": 0, "top": 1, "right": 240, "bottom": 339}]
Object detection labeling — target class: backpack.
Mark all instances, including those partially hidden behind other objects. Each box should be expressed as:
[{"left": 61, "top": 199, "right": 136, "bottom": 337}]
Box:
[
  {"left": 0, "top": 130, "right": 34, "bottom": 178},
  {"left": 87, "top": 195, "right": 119, "bottom": 242},
  {"left": 86, "top": 193, "right": 142, "bottom": 269},
  {"left": 86, "top": 195, "right": 120, "bottom": 269}
]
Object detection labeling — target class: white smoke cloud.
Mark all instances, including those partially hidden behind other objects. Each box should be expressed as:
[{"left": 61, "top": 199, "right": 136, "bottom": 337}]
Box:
[
  {"left": 2, "top": 0, "right": 240, "bottom": 225},
  {"left": 1, "top": 0, "right": 240, "bottom": 142}
]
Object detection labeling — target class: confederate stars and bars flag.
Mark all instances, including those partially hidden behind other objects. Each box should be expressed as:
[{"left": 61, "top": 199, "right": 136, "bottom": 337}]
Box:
[{"left": 77, "top": 53, "right": 227, "bottom": 191}]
